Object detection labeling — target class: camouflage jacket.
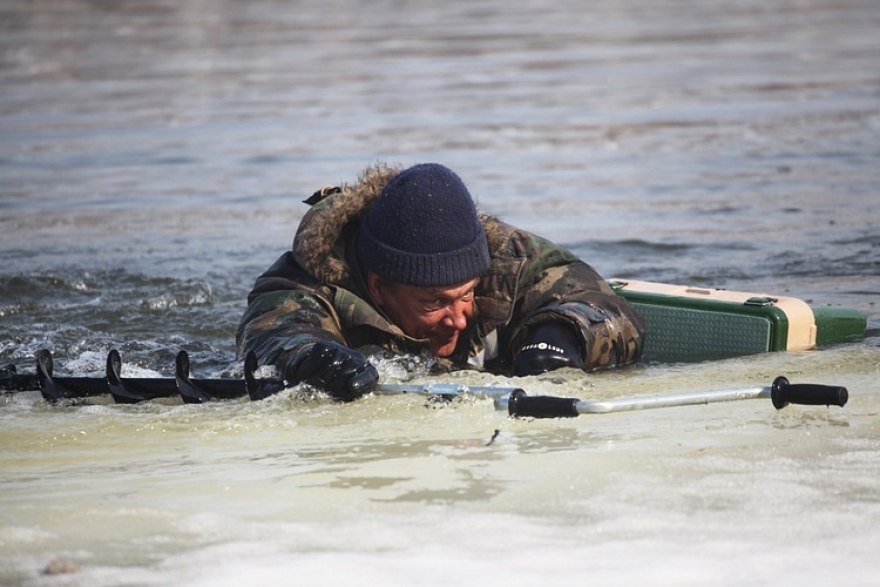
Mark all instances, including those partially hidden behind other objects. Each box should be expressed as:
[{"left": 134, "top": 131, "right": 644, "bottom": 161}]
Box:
[{"left": 237, "top": 164, "right": 645, "bottom": 375}]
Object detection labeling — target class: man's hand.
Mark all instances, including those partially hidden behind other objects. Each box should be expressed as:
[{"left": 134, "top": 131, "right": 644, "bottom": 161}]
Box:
[
  {"left": 285, "top": 341, "right": 379, "bottom": 401},
  {"left": 513, "top": 322, "right": 584, "bottom": 376}
]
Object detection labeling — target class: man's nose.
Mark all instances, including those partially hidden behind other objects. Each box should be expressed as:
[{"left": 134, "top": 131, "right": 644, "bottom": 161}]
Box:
[{"left": 443, "top": 299, "right": 469, "bottom": 330}]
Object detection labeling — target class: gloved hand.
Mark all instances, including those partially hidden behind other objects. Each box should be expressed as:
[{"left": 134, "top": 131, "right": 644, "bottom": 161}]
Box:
[
  {"left": 513, "top": 322, "right": 584, "bottom": 376},
  {"left": 285, "top": 341, "right": 379, "bottom": 401}
]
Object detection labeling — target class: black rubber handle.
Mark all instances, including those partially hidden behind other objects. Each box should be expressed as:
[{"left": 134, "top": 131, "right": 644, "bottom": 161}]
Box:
[
  {"left": 771, "top": 376, "right": 848, "bottom": 409},
  {"left": 507, "top": 389, "right": 580, "bottom": 418}
]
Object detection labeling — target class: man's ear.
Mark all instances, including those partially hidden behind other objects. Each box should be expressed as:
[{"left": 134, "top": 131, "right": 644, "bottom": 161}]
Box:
[{"left": 366, "top": 271, "right": 386, "bottom": 306}]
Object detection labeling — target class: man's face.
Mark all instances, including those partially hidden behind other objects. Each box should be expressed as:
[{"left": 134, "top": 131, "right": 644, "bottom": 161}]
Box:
[{"left": 367, "top": 274, "right": 479, "bottom": 358}]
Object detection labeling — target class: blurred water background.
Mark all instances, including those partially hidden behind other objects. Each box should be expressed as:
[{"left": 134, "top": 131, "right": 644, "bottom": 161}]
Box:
[{"left": 1, "top": 1, "right": 878, "bottom": 585}]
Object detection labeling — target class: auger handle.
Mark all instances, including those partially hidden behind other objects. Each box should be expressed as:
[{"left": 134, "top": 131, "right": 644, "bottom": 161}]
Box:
[
  {"left": 770, "top": 376, "right": 848, "bottom": 409},
  {"left": 506, "top": 389, "right": 580, "bottom": 418}
]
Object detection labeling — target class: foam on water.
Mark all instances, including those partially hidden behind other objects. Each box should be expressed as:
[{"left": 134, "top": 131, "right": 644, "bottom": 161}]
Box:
[{"left": 18, "top": 504, "right": 877, "bottom": 587}]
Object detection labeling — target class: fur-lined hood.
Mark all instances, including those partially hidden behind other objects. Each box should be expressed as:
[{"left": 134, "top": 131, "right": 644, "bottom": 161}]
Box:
[{"left": 292, "top": 163, "right": 508, "bottom": 286}]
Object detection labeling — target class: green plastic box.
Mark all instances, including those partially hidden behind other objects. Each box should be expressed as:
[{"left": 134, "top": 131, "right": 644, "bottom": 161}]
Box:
[{"left": 608, "top": 279, "right": 867, "bottom": 363}]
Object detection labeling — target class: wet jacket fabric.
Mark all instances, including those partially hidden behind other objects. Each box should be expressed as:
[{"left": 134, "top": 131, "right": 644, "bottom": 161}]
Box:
[{"left": 237, "top": 164, "right": 645, "bottom": 375}]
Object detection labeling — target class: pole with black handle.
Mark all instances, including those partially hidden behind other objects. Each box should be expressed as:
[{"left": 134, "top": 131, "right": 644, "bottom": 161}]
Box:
[
  {"left": 497, "top": 376, "right": 848, "bottom": 418},
  {"left": 1, "top": 351, "right": 850, "bottom": 418}
]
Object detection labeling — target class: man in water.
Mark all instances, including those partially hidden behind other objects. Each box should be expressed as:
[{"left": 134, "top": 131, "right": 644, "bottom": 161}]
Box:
[{"left": 237, "top": 163, "right": 645, "bottom": 401}]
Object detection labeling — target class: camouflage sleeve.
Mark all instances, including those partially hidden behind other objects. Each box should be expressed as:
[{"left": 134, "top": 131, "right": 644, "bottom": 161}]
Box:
[
  {"left": 507, "top": 233, "right": 646, "bottom": 370},
  {"left": 236, "top": 252, "right": 346, "bottom": 373}
]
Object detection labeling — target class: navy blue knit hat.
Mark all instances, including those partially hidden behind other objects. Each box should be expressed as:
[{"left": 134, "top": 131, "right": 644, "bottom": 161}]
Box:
[{"left": 358, "top": 163, "right": 491, "bottom": 286}]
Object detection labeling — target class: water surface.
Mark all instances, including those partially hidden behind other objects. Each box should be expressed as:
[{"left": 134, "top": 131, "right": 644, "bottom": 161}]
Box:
[{"left": 1, "top": 1, "right": 879, "bottom": 585}]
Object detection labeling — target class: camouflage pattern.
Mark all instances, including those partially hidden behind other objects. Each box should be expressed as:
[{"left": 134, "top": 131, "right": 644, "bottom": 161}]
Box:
[{"left": 237, "top": 164, "right": 645, "bottom": 375}]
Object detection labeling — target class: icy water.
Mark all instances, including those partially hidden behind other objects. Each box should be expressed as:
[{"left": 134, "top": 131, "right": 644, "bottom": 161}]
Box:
[{"left": 1, "top": 0, "right": 879, "bottom": 585}]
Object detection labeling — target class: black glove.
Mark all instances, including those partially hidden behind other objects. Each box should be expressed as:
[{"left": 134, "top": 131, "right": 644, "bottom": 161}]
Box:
[
  {"left": 513, "top": 322, "right": 584, "bottom": 376},
  {"left": 285, "top": 341, "right": 379, "bottom": 401}
]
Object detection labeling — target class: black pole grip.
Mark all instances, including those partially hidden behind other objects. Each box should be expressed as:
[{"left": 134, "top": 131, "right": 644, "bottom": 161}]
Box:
[
  {"left": 507, "top": 389, "right": 580, "bottom": 418},
  {"left": 771, "top": 376, "right": 848, "bottom": 410}
]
